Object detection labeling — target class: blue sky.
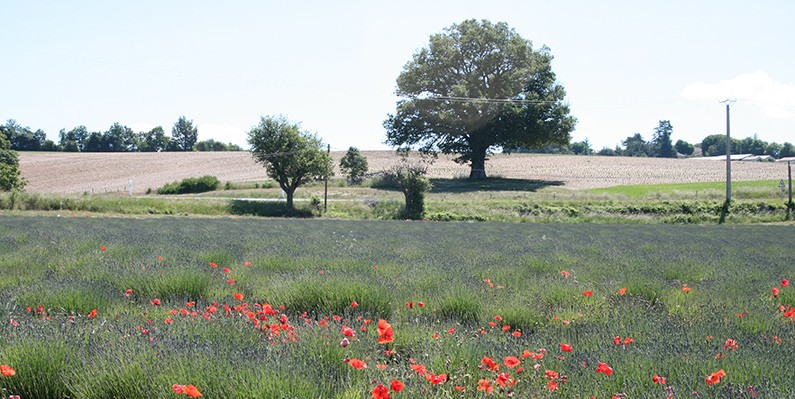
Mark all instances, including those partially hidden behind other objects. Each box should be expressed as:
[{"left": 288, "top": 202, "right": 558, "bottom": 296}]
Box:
[{"left": 1, "top": 1, "right": 793, "bottom": 151}]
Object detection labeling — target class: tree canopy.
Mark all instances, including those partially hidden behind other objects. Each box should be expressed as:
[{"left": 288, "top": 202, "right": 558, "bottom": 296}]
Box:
[
  {"left": 171, "top": 116, "right": 198, "bottom": 151},
  {"left": 384, "top": 19, "right": 576, "bottom": 179},
  {"left": 339, "top": 147, "right": 369, "bottom": 184},
  {"left": 0, "top": 129, "right": 27, "bottom": 191},
  {"left": 247, "top": 116, "right": 332, "bottom": 208},
  {"left": 652, "top": 120, "right": 676, "bottom": 158}
]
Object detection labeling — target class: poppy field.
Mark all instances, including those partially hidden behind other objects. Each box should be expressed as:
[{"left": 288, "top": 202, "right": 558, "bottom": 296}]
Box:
[{"left": 0, "top": 216, "right": 793, "bottom": 398}]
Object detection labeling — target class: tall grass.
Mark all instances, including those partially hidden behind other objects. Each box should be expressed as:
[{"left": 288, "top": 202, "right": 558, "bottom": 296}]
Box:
[{"left": 0, "top": 216, "right": 793, "bottom": 397}]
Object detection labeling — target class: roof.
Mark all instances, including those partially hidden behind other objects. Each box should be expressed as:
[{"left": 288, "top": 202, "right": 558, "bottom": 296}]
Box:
[{"left": 693, "top": 154, "right": 754, "bottom": 161}]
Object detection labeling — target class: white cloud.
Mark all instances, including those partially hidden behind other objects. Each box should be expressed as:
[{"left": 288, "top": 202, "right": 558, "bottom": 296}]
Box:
[{"left": 681, "top": 71, "right": 795, "bottom": 118}]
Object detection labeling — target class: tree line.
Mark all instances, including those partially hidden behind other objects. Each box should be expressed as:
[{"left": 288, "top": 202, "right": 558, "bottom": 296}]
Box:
[
  {"left": 0, "top": 117, "right": 242, "bottom": 152},
  {"left": 519, "top": 120, "right": 794, "bottom": 159}
]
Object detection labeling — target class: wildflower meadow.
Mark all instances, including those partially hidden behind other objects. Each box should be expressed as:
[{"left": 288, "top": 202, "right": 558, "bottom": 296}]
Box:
[{"left": 0, "top": 216, "right": 793, "bottom": 398}]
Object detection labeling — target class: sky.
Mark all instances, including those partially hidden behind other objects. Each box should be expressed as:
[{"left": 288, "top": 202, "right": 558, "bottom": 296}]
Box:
[{"left": 1, "top": 1, "right": 793, "bottom": 151}]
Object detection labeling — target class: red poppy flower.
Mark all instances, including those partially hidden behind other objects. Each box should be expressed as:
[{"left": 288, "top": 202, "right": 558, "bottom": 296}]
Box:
[
  {"left": 724, "top": 338, "right": 738, "bottom": 351},
  {"left": 410, "top": 363, "right": 427, "bottom": 376},
  {"left": 583, "top": 290, "right": 593, "bottom": 297},
  {"left": 234, "top": 292, "right": 244, "bottom": 301},
  {"left": 406, "top": 301, "right": 413, "bottom": 308},
  {"left": 428, "top": 374, "right": 447, "bottom": 385},
  {"left": 351, "top": 301, "right": 358, "bottom": 308},
  {"left": 481, "top": 356, "right": 499, "bottom": 372},
  {"left": 652, "top": 374, "right": 666, "bottom": 385},
  {"left": 0, "top": 364, "right": 16, "bottom": 377},
  {"left": 209, "top": 262, "right": 217, "bottom": 268},
  {"left": 125, "top": 289, "right": 133, "bottom": 297},
  {"left": 244, "top": 261, "right": 252, "bottom": 267},
  {"left": 341, "top": 325, "right": 355, "bottom": 337},
  {"left": 545, "top": 370, "right": 559, "bottom": 380},
  {"left": 595, "top": 362, "right": 613, "bottom": 376},
  {"left": 706, "top": 369, "right": 726, "bottom": 385},
  {"left": 512, "top": 331, "right": 522, "bottom": 337},
  {"left": 182, "top": 384, "right": 202, "bottom": 397},
  {"left": 390, "top": 379, "right": 404, "bottom": 393},
  {"left": 150, "top": 299, "right": 161, "bottom": 306},
  {"left": 372, "top": 384, "right": 390, "bottom": 399},
  {"left": 495, "top": 372, "right": 513, "bottom": 387},
  {"left": 477, "top": 379, "right": 494, "bottom": 393},
  {"left": 100, "top": 246, "right": 106, "bottom": 251},
  {"left": 377, "top": 319, "right": 394, "bottom": 344},
  {"left": 560, "top": 271, "right": 571, "bottom": 277},
  {"left": 772, "top": 287, "right": 779, "bottom": 298},
  {"left": 348, "top": 359, "right": 367, "bottom": 370},
  {"left": 504, "top": 356, "right": 520, "bottom": 368},
  {"left": 782, "top": 279, "right": 789, "bottom": 287},
  {"left": 88, "top": 309, "right": 97, "bottom": 319},
  {"left": 548, "top": 380, "right": 559, "bottom": 391},
  {"left": 617, "top": 287, "right": 627, "bottom": 295},
  {"left": 418, "top": 302, "right": 425, "bottom": 307},
  {"left": 560, "top": 343, "right": 573, "bottom": 352}
]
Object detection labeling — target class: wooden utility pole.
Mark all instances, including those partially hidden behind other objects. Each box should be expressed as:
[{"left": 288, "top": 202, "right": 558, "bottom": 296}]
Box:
[
  {"left": 721, "top": 100, "right": 735, "bottom": 203},
  {"left": 324, "top": 144, "right": 330, "bottom": 212},
  {"left": 789, "top": 160, "right": 793, "bottom": 209}
]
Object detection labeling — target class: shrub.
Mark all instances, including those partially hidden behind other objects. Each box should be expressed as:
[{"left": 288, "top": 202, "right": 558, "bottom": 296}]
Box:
[
  {"left": 381, "top": 163, "right": 432, "bottom": 219},
  {"left": 156, "top": 176, "right": 219, "bottom": 195}
]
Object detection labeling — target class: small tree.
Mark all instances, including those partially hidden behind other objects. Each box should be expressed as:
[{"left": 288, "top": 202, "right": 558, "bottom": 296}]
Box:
[
  {"left": 0, "top": 130, "right": 26, "bottom": 191},
  {"left": 569, "top": 139, "right": 592, "bottom": 155},
  {"left": 247, "top": 116, "right": 332, "bottom": 209},
  {"left": 781, "top": 142, "right": 795, "bottom": 158},
  {"left": 383, "top": 162, "right": 432, "bottom": 219},
  {"left": 339, "top": 147, "right": 369, "bottom": 184},
  {"left": 652, "top": 120, "right": 676, "bottom": 158},
  {"left": 622, "top": 133, "right": 651, "bottom": 157},
  {"left": 674, "top": 139, "right": 694, "bottom": 156},
  {"left": 171, "top": 116, "right": 198, "bottom": 151}
]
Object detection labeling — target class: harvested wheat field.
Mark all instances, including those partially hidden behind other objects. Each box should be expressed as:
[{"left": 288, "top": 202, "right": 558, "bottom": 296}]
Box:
[{"left": 19, "top": 151, "right": 787, "bottom": 194}]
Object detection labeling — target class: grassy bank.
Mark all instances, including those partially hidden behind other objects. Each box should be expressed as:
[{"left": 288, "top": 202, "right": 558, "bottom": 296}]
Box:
[{"left": 1, "top": 182, "right": 792, "bottom": 224}]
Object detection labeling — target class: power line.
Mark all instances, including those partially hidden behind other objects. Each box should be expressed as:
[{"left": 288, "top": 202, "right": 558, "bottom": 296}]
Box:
[{"left": 406, "top": 95, "right": 563, "bottom": 104}]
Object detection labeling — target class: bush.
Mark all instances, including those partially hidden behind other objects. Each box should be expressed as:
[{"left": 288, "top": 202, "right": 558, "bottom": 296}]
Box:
[
  {"left": 156, "top": 176, "right": 220, "bottom": 195},
  {"left": 382, "top": 163, "right": 432, "bottom": 219}
]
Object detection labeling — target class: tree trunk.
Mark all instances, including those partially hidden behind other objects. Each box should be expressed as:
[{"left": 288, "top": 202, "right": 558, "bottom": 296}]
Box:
[
  {"left": 285, "top": 189, "right": 294, "bottom": 209},
  {"left": 469, "top": 150, "right": 487, "bottom": 179}
]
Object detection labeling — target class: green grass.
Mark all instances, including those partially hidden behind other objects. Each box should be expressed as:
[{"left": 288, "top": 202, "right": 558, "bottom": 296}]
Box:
[
  {"left": 0, "top": 216, "right": 793, "bottom": 398},
  {"left": 588, "top": 179, "right": 786, "bottom": 199},
  {"left": 3, "top": 178, "right": 794, "bottom": 223}
]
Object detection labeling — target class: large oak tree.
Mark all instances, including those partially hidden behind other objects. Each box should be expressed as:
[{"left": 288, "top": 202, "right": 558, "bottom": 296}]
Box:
[{"left": 384, "top": 19, "right": 576, "bottom": 179}]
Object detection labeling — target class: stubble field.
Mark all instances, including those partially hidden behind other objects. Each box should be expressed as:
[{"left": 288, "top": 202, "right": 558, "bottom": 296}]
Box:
[{"left": 19, "top": 151, "right": 786, "bottom": 195}]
